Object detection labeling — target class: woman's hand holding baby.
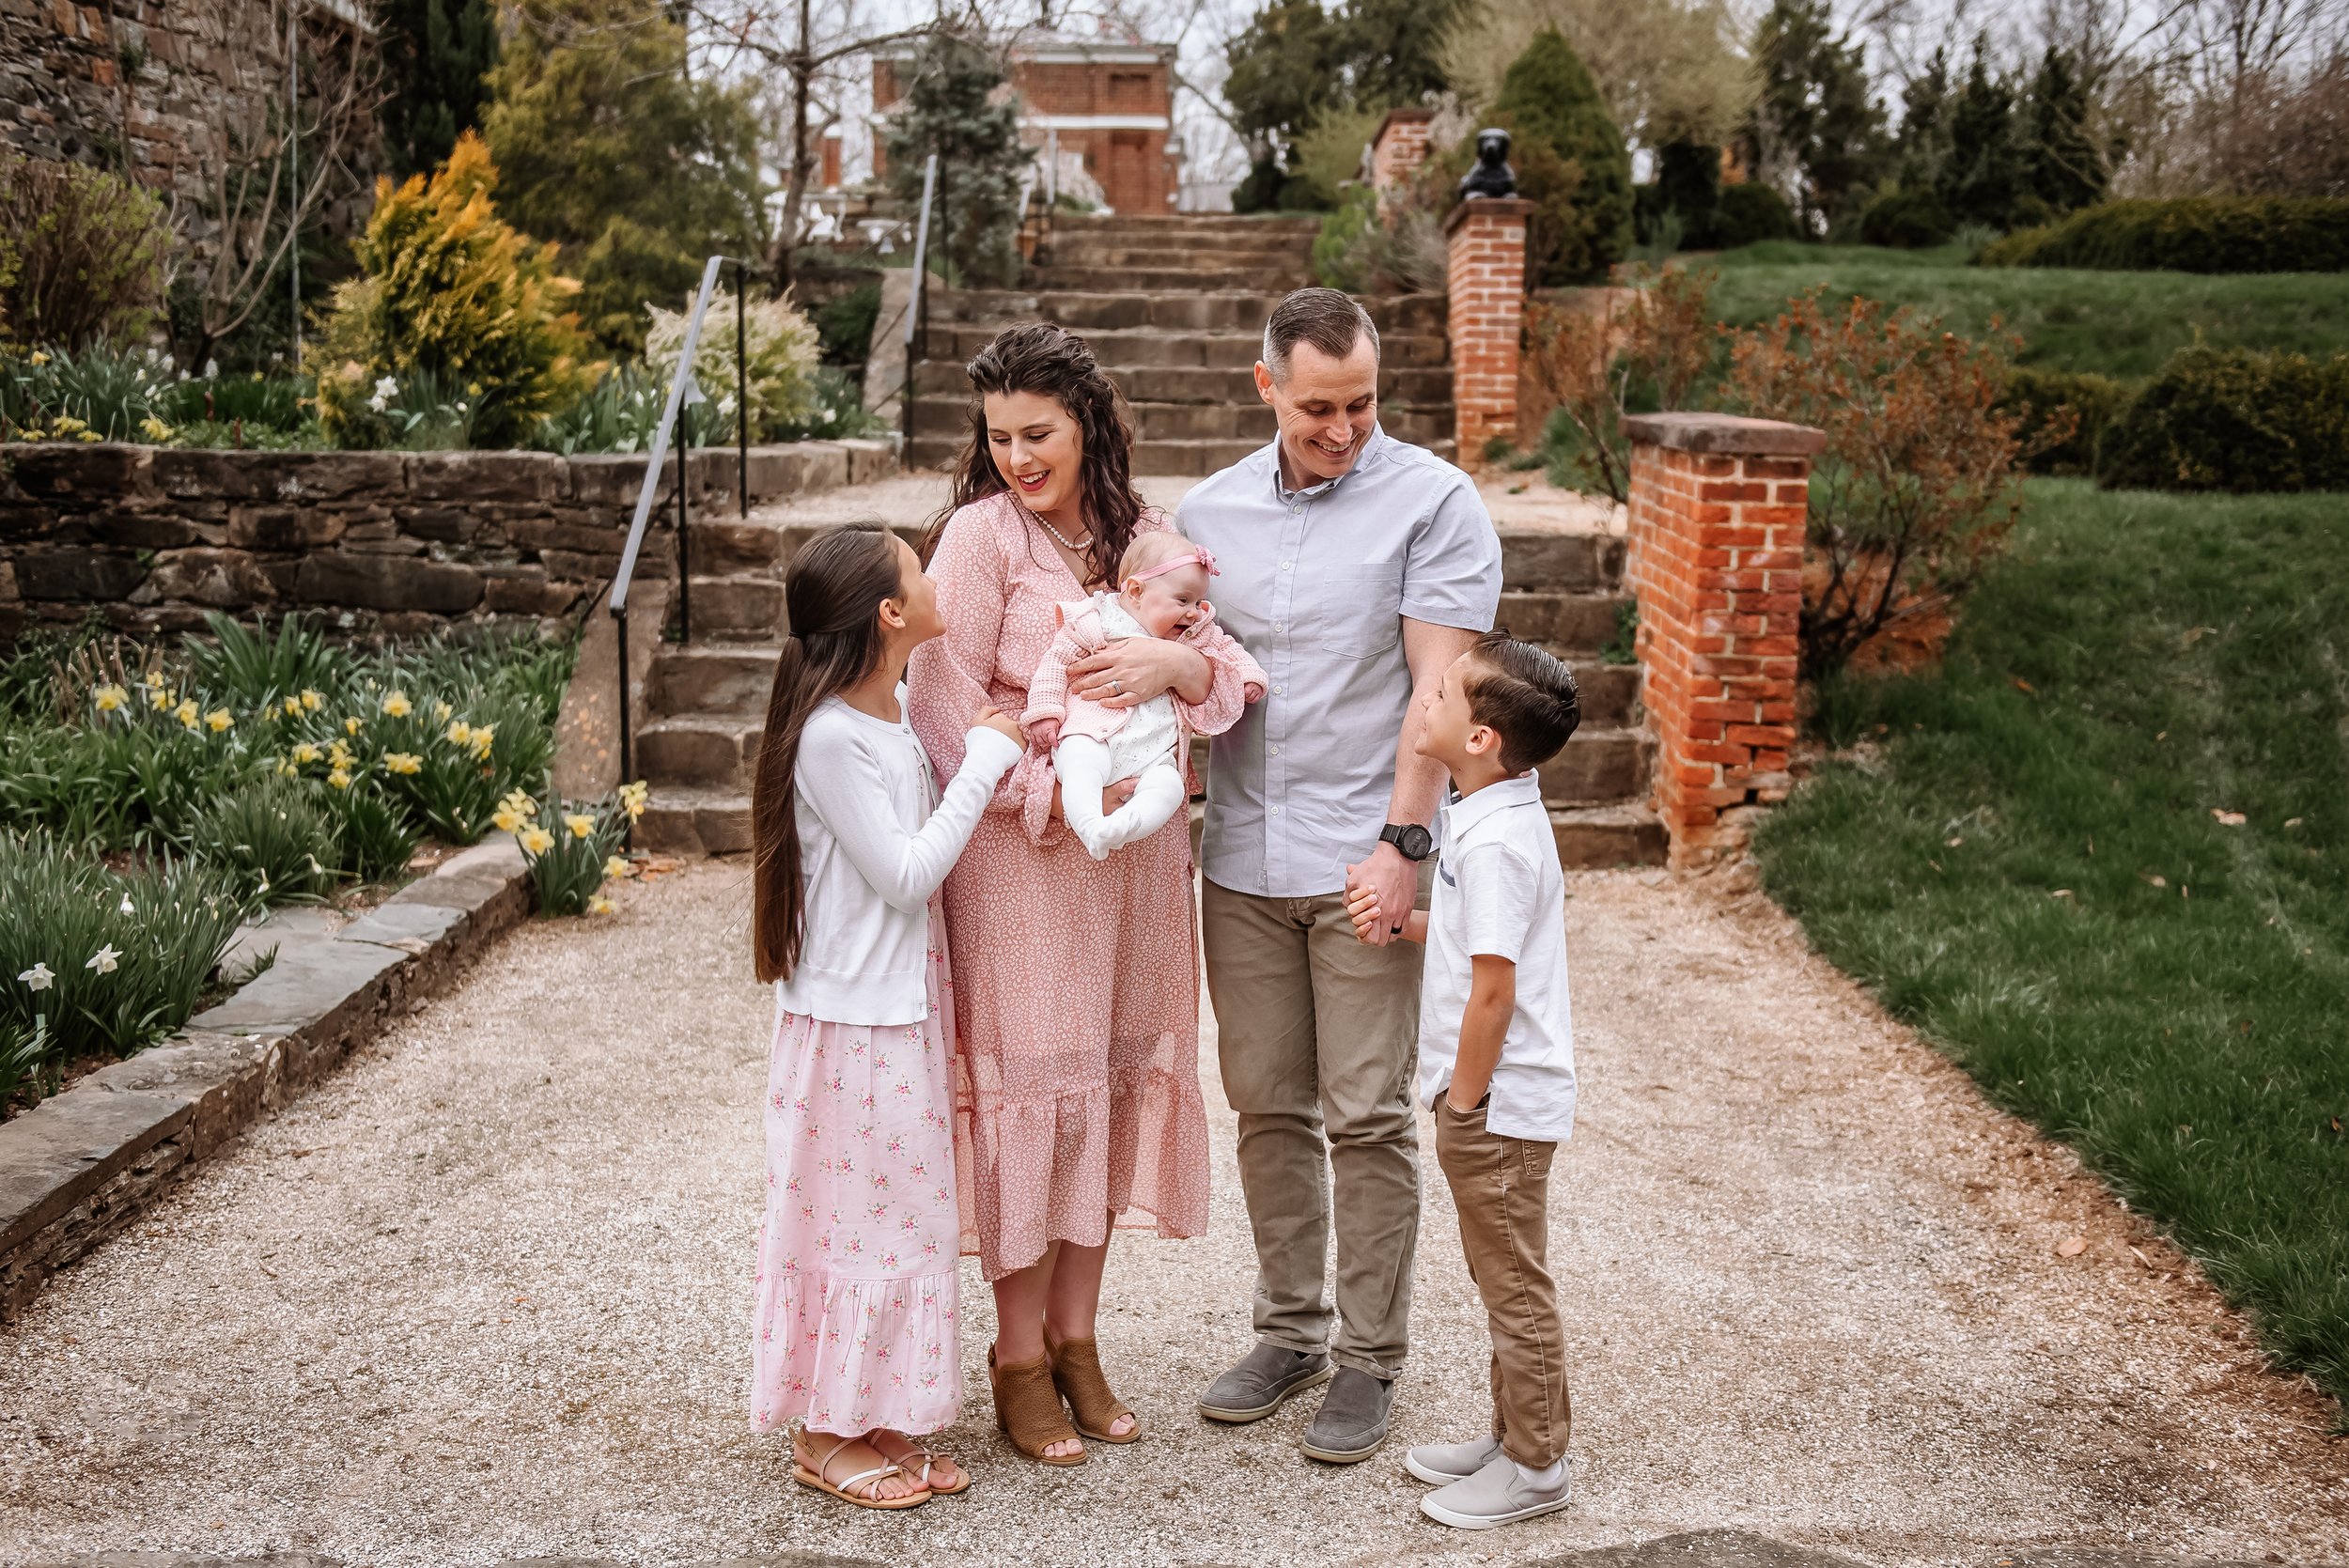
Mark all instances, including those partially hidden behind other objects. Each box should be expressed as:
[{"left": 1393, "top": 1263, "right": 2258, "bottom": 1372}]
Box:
[
  {"left": 1068, "top": 638, "right": 1211, "bottom": 708},
  {"left": 973, "top": 705, "right": 1025, "bottom": 747}
]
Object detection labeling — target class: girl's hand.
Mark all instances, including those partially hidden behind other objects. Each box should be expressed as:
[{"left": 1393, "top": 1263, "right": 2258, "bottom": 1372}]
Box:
[
  {"left": 1067, "top": 638, "right": 1207, "bottom": 708},
  {"left": 1343, "top": 885, "right": 1383, "bottom": 943},
  {"left": 974, "top": 705, "right": 1025, "bottom": 746},
  {"left": 1028, "top": 717, "right": 1061, "bottom": 753}
]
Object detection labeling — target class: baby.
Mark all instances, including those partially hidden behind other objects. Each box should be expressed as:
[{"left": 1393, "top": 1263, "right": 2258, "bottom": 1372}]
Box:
[{"left": 1025, "top": 532, "right": 1266, "bottom": 861}]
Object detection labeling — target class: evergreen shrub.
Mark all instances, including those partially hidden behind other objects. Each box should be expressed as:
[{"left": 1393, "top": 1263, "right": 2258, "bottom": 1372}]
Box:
[
  {"left": 1859, "top": 185, "right": 1957, "bottom": 248},
  {"left": 1979, "top": 197, "right": 2349, "bottom": 274},
  {"left": 1487, "top": 29, "right": 1632, "bottom": 282},
  {"left": 1713, "top": 183, "right": 1799, "bottom": 248},
  {"left": 1998, "top": 366, "right": 2128, "bottom": 476},
  {"left": 2095, "top": 345, "right": 2349, "bottom": 493}
]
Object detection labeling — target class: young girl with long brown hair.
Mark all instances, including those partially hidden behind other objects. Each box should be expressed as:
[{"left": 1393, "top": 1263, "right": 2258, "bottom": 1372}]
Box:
[{"left": 746, "top": 521, "right": 1023, "bottom": 1510}]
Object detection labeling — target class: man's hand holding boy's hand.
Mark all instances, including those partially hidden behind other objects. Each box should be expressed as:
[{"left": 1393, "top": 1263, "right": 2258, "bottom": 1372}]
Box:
[{"left": 1344, "top": 885, "right": 1423, "bottom": 945}]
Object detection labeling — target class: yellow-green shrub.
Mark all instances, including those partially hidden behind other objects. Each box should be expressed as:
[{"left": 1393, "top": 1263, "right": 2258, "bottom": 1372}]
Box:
[
  {"left": 642, "top": 287, "right": 820, "bottom": 443},
  {"left": 312, "top": 132, "right": 592, "bottom": 448}
]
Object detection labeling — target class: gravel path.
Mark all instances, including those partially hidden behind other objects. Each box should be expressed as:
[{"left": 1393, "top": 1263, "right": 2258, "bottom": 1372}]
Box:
[{"left": 2, "top": 862, "right": 2342, "bottom": 1567}]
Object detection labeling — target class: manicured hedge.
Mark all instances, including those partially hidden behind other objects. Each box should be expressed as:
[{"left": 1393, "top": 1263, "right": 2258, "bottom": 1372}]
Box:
[
  {"left": 2095, "top": 345, "right": 2349, "bottom": 491},
  {"left": 1979, "top": 197, "right": 2349, "bottom": 274},
  {"left": 1998, "top": 366, "right": 2132, "bottom": 476},
  {"left": 1859, "top": 187, "right": 1956, "bottom": 250},
  {"left": 1713, "top": 182, "right": 1799, "bottom": 249}
]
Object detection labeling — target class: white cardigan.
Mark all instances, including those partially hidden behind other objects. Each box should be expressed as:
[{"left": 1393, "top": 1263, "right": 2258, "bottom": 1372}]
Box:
[{"left": 773, "top": 690, "right": 1020, "bottom": 1027}]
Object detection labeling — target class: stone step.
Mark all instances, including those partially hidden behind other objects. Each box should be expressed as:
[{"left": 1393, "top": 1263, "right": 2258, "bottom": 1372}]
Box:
[
  {"left": 929, "top": 287, "right": 1445, "bottom": 335},
  {"left": 1501, "top": 533, "right": 1627, "bottom": 595},
  {"left": 1498, "top": 589, "right": 1633, "bottom": 652},
  {"left": 910, "top": 359, "right": 1454, "bottom": 407},
  {"left": 650, "top": 644, "right": 780, "bottom": 716},
  {"left": 1049, "top": 212, "right": 1324, "bottom": 238},
  {"left": 1550, "top": 803, "right": 1668, "bottom": 868},
  {"left": 906, "top": 396, "right": 1450, "bottom": 447},
  {"left": 1039, "top": 239, "right": 1314, "bottom": 271},
  {"left": 1535, "top": 725, "right": 1649, "bottom": 805},
  {"left": 633, "top": 784, "right": 754, "bottom": 856},
  {"left": 679, "top": 573, "right": 786, "bottom": 641},
  {"left": 1021, "top": 265, "right": 1312, "bottom": 294},
  {"left": 635, "top": 713, "right": 759, "bottom": 791},
  {"left": 924, "top": 322, "right": 1450, "bottom": 371}
]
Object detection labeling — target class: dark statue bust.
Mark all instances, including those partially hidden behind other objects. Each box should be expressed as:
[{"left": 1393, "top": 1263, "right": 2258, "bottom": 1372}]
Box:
[{"left": 1458, "top": 128, "right": 1517, "bottom": 199}]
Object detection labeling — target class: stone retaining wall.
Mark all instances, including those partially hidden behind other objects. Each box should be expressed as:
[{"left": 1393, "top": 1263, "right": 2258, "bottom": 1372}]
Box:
[{"left": 0, "top": 438, "right": 894, "bottom": 643}]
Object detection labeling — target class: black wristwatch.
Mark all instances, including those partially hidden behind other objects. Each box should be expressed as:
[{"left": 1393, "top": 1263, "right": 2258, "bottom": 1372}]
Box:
[{"left": 1379, "top": 822, "right": 1434, "bottom": 862}]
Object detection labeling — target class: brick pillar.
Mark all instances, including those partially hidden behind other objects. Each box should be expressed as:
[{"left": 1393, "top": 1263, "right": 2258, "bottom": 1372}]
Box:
[
  {"left": 1622, "top": 411, "right": 1825, "bottom": 868},
  {"left": 1369, "top": 108, "right": 1436, "bottom": 211},
  {"left": 1445, "top": 196, "right": 1532, "bottom": 473}
]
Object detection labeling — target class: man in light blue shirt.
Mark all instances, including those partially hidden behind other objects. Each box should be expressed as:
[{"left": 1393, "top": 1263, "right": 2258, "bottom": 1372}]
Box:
[{"left": 1184, "top": 287, "right": 1503, "bottom": 1466}]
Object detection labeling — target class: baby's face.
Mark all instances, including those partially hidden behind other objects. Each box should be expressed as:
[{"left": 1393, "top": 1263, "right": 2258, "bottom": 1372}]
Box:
[{"left": 1124, "top": 565, "right": 1209, "bottom": 638}]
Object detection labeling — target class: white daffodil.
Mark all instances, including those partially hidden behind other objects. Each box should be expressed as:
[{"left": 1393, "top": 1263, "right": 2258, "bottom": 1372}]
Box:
[
  {"left": 86, "top": 945, "right": 120, "bottom": 975},
  {"left": 119, "top": 894, "right": 136, "bottom": 915},
  {"left": 18, "top": 963, "right": 54, "bottom": 991}
]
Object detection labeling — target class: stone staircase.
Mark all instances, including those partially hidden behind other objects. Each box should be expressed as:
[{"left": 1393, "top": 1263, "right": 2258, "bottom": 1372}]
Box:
[{"left": 905, "top": 212, "right": 1456, "bottom": 476}]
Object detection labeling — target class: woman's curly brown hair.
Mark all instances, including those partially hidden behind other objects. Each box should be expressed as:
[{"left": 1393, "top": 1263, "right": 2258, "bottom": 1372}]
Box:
[{"left": 922, "top": 322, "right": 1143, "bottom": 590}]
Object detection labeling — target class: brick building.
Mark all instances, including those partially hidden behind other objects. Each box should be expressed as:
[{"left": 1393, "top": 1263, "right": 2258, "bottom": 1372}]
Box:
[{"left": 872, "top": 29, "right": 1182, "bottom": 215}]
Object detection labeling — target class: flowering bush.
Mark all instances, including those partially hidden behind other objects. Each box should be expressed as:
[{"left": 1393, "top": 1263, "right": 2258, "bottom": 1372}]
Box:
[
  {"left": 311, "top": 132, "right": 592, "bottom": 449},
  {"left": 1526, "top": 263, "right": 1719, "bottom": 504},
  {"left": 0, "top": 152, "right": 171, "bottom": 351},
  {"left": 643, "top": 285, "right": 820, "bottom": 444},
  {"left": 0, "top": 343, "right": 177, "bottom": 442},
  {"left": 505, "top": 782, "right": 646, "bottom": 916}
]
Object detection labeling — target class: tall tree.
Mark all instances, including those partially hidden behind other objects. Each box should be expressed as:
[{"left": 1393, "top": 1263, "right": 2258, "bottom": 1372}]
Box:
[
  {"left": 2017, "top": 46, "right": 2108, "bottom": 215},
  {"left": 1744, "top": 0, "right": 1892, "bottom": 234},
  {"left": 375, "top": 0, "right": 501, "bottom": 179},
  {"left": 482, "top": 0, "right": 765, "bottom": 352},
  {"left": 883, "top": 29, "right": 1032, "bottom": 289},
  {"left": 1222, "top": 0, "right": 1471, "bottom": 147},
  {"left": 1893, "top": 46, "right": 1952, "bottom": 190},
  {"left": 1489, "top": 27, "right": 1633, "bottom": 281},
  {"left": 1937, "top": 41, "right": 2027, "bottom": 229}
]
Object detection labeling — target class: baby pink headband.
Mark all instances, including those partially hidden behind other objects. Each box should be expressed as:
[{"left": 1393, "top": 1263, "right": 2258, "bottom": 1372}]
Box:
[{"left": 1128, "top": 546, "right": 1219, "bottom": 583}]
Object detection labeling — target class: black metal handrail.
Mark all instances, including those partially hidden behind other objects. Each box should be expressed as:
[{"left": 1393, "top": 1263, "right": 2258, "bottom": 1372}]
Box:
[{"left": 608, "top": 255, "right": 753, "bottom": 809}]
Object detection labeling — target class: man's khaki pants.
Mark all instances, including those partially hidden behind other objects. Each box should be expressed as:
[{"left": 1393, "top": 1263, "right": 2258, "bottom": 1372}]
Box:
[
  {"left": 1434, "top": 1095, "right": 1570, "bottom": 1467},
  {"left": 1202, "top": 878, "right": 1423, "bottom": 1380}
]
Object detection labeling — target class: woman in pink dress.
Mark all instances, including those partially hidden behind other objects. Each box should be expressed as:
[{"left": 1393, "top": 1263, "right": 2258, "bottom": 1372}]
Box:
[{"left": 908, "top": 323, "right": 1254, "bottom": 1465}]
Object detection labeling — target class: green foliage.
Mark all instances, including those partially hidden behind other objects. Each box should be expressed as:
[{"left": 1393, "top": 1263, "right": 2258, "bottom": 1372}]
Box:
[
  {"left": 769, "top": 365, "right": 886, "bottom": 442},
  {"left": 1294, "top": 104, "right": 1388, "bottom": 209},
  {"left": 185, "top": 613, "right": 351, "bottom": 707},
  {"left": 885, "top": 30, "right": 1032, "bottom": 289},
  {"left": 327, "top": 782, "right": 422, "bottom": 881},
  {"left": 156, "top": 372, "right": 309, "bottom": 433},
  {"left": 1222, "top": 0, "right": 1465, "bottom": 153},
  {"left": 812, "top": 279, "right": 880, "bottom": 370},
  {"left": 374, "top": 0, "right": 500, "bottom": 178},
  {"left": 1490, "top": 29, "right": 1633, "bottom": 282},
  {"left": 1938, "top": 44, "right": 2032, "bottom": 233},
  {"left": 311, "top": 132, "right": 593, "bottom": 449},
  {"left": 0, "top": 343, "right": 177, "bottom": 442},
  {"left": 2016, "top": 46, "right": 2105, "bottom": 218},
  {"left": 1979, "top": 197, "right": 2349, "bottom": 274},
  {"left": 1314, "top": 186, "right": 1380, "bottom": 290},
  {"left": 482, "top": 0, "right": 763, "bottom": 354},
  {"left": 0, "top": 832, "right": 250, "bottom": 1085},
  {"left": 642, "top": 287, "right": 821, "bottom": 444},
  {"left": 190, "top": 774, "right": 340, "bottom": 904},
  {"left": 2095, "top": 345, "right": 2349, "bottom": 493},
  {"left": 1754, "top": 479, "right": 2349, "bottom": 1411},
  {"left": 530, "top": 361, "right": 667, "bottom": 455},
  {"left": 1233, "top": 152, "right": 1333, "bottom": 214},
  {"left": 1742, "top": 0, "right": 1890, "bottom": 235},
  {"left": 0, "top": 152, "right": 171, "bottom": 350},
  {"left": 505, "top": 784, "right": 642, "bottom": 916},
  {"left": 1859, "top": 185, "right": 1956, "bottom": 249},
  {"left": 1997, "top": 365, "right": 2127, "bottom": 476},
  {"left": 1652, "top": 142, "right": 1721, "bottom": 245},
  {"left": 1712, "top": 182, "right": 1798, "bottom": 248}
]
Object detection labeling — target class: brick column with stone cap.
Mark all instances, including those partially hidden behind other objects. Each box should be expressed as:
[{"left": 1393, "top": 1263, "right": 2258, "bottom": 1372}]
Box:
[
  {"left": 1445, "top": 197, "right": 1533, "bottom": 471},
  {"left": 1369, "top": 108, "right": 1437, "bottom": 210},
  {"left": 1622, "top": 411, "right": 1827, "bottom": 868}
]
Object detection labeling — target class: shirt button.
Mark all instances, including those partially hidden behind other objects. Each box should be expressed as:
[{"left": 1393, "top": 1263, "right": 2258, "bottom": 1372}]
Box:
[
  {"left": 1272, "top": 685, "right": 1284, "bottom": 695},
  {"left": 1271, "top": 805, "right": 1282, "bottom": 815},
  {"left": 1269, "top": 745, "right": 1281, "bottom": 755},
  {"left": 1279, "top": 561, "right": 1292, "bottom": 571}
]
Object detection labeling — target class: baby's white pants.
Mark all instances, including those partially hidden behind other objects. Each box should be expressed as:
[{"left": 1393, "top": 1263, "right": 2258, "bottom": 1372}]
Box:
[{"left": 1054, "top": 736, "right": 1186, "bottom": 861}]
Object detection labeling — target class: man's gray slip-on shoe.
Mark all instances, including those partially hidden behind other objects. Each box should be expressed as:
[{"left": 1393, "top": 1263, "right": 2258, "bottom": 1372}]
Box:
[
  {"left": 1405, "top": 1433, "right": 1505, "bottom": 1484},
  {"left": 1299, "top": 1367, "right": 1395, "bottom": 1463},
  {"left": 1198, "top": 1344, "right": 1332, "bottom": 1423},
  {"left": 1419, "top": 1452, "right": 1573, "bottom": 1529}
]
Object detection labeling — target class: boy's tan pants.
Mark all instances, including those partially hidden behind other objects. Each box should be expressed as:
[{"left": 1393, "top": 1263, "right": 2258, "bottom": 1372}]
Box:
[{"left": 1434, "top": 1095, "right": 1571, "bottom": 1468}]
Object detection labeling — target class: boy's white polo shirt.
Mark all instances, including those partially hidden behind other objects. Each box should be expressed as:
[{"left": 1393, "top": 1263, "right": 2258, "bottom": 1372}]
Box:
[{"left": 1416, "top": 772, "right": 1577, "bottom": 1142}]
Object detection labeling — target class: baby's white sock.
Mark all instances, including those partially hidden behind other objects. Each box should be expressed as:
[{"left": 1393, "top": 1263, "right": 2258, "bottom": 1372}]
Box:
[{"left": 1515, "top": 1455, "right": 1566, "bottom": 1488}]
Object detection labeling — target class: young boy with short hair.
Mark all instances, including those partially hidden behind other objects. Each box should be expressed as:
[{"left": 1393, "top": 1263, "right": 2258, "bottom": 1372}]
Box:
[{"left": 1344, "top": 629, "right": 1581, "bottom": 1529}]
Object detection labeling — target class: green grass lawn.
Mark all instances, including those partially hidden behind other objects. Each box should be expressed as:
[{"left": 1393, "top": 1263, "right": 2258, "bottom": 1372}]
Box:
[
  {"left": 1754, "top": 479, "right": 2349, "bottom": 1415},
  {"left": 1706, "top": 241, "right": 2349, "bottom": 379}
]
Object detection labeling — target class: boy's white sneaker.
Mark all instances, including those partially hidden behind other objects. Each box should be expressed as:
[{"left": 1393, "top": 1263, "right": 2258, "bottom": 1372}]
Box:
[
  {"left": 1404, "top": 1434, "right": 1505, "bottom": 1485},
  {"left": 1419, "top": 1452, "right": 1573, "bottom": 1530}
]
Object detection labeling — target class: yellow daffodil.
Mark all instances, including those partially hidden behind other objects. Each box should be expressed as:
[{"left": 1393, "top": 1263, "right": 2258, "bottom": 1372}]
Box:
[
  {"left": 53, "top": 415, "right": 86, "bottom": 434},
  {"left": 93, "top": 684, "right": 128, "bottom": 712},
  {"left": 205, "top": 707, "right": 232, "bottom": 732},
  {"left": 174, "top": 698, "right": 198, "bottom": 728},
  {"left": 434, "top": 700, "right": 453, "bottom": 722},
  {"left": 617, "top": 780, "right": 649, "bottom": 820},
  {"left": 344, "top": 716, "right": 364, "bottom": 736},
  {"left": 291, "top": 741, "right": 319, "bottom": 764},
  {"left": 278, "top": 761, "right": 297, "bottom": 777},
  {"left": 564, "top": 812, "right": 595, "bottom": 839},
  {"left": 472, "top": 726, "right": 494, "bottom": 757},
  {"left": 149, "top": 688, "right": 172, "bottom": 710},
  {"left": 588, "top": 895, "right": 614, "bottom": 915},
  {"left": 139, "top": 415, "right": 174, "bottom": 442},
  {"left": 75, "top": 429, "right": 100, "bottom": 442},
  {"left": 381, "top": 691, "right": 412, "bottom": 718},
  {"left": 445, "top": 720, "right": 472, "bottom": 746},
  {"left": 300, "top": 688, "right": 322, "bottom": 711},
  {"left": 603, "top": 855, "right": 632, "bottom": 879},
  {"left": 383, "top": 751, "right": 422, "bottom": 775},
  {"left": 18, "top": 428, "right": 47, "bottom": 442},
  {"left": 519, "top": 825, "right": 555, "bottom": 855},
  {"left": 28, "top": 350, "right": 48, "bottom": 366},
  {"left": 491, "top": 808, "right": 524, "bottom": 832},
  {"left": 145, "top": 670, "right": 166, "bottom": 689},
  {"left": 283, "top": 696, "right": 303, "bottom": 717},
  {"left": 327, "top": 768, "right": 352, "bottom": 789}
]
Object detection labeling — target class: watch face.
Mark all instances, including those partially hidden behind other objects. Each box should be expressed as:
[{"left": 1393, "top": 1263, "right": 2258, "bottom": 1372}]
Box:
[{"left": 1391, "top": 824, "right": 1433, "bottom": 860}]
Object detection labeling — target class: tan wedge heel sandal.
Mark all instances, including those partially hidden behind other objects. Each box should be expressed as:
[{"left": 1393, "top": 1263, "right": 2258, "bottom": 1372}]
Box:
[
  {"left": 989, "top": 1343, "right": 1086, "bottom": 1467},
  {"left": 1048, "top": 1330, "right": 1139, "bottom": 1444}
]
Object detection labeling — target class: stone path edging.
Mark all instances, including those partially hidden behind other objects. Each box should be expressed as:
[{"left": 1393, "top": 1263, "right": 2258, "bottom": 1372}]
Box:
[{"left": 0, "top": 838, "right": 533, "bottom": 1320}]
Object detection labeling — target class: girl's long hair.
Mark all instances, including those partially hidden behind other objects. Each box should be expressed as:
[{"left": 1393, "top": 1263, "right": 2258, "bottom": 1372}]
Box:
[
  {"left": 750, "top": 521, "right": 904, "bottom": 985},
  {"left": 921, "top": 321, "right": 1143, "bottom": 589}
]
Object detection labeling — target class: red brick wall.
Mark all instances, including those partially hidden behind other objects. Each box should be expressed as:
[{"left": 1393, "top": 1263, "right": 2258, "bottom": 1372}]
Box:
[
  {"left": 1445, "top": 198, "right": 1532, "bottom": 470},
  {"left": 1622, "top": 413, "right": 1823, "bottom": 867},
  {"left": 1370, "top": 110, "right": 1435, "bottom": 207},
  {"left": 871, "top": 52, "right": 1176, "bottom": 210}
]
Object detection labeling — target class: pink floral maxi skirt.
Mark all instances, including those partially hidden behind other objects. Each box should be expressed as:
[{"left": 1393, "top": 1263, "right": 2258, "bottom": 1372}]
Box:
[{"left": 749, "top": 908, "right": 961, "bottom": 1437}]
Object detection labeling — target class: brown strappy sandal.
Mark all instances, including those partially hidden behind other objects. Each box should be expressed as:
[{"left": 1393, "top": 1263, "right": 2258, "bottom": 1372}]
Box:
[
  {"left": 989, "top": 1343, "right": 1086, "bottom": 1467},
  {"left": 791, "top": 1427, "right": 930, "bottom": 1510},
  {"left": 1047, "top": 1330, "right": 1139, "bottom": 1444}
]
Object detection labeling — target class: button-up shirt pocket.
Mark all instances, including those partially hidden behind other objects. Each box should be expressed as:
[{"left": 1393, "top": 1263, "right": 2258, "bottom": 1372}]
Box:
[{"left": 1308, "top": 560, "right": 1405, "bottom": 658}]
